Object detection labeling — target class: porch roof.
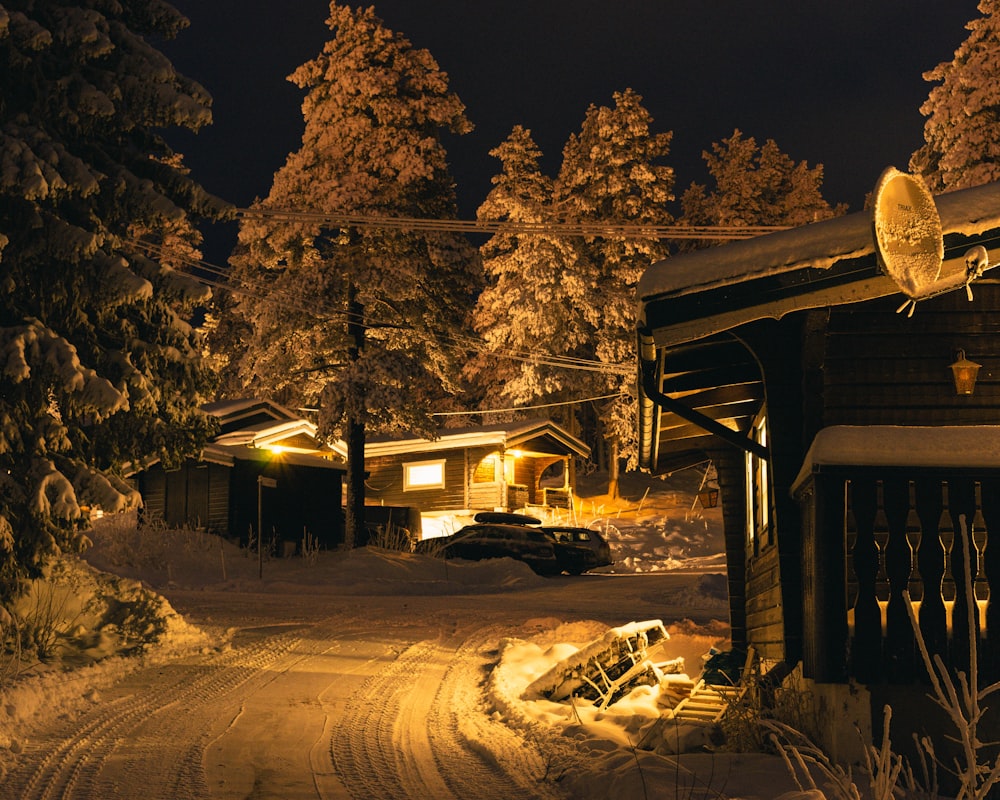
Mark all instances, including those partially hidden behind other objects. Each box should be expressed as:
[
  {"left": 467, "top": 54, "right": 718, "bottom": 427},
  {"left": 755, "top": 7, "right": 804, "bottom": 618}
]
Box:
[{"left": 792, "top": 425, "right": 1000, "bottom": 493}]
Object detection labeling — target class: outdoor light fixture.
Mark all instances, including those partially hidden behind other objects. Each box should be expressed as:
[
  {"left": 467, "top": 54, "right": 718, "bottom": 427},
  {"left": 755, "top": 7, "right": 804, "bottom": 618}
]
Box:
[
  {"left": 950, "top": 349, "right": 982, "bottom": 396},
  {"left": 697, "top": 461, "right": 720, "bottom": 509},
  {"left": 698, "top": 485, "right": 720, "bottom": 509}
]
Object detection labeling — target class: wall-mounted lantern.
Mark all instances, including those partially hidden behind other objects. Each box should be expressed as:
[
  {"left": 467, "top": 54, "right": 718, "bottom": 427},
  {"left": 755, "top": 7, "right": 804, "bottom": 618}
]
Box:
[
  {"left": 950, "top": 349, "right": 982, "bottom": 396},
  {"left": 697, "top": 460, "right": 720, "bottom": 509},
  {"left": 698, "top": 485, "right": 720, "bottom": 509}
]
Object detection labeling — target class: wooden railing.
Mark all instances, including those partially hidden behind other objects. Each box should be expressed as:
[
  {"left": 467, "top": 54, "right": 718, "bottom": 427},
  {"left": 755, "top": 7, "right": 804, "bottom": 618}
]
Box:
[{"left": 801, "top": 469, "right": 1000, "bottom": 685}]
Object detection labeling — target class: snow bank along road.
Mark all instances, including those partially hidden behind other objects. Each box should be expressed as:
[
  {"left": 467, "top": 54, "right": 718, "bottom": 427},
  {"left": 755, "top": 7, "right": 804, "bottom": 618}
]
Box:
[{"left": 6, "top": 572, "right": 720, "bottom": 800}]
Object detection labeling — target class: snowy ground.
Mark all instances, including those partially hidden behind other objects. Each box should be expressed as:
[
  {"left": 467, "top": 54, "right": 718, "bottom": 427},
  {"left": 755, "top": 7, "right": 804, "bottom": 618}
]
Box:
[{"left": 0, "top": 470, "right": 850, "bottom": 799}]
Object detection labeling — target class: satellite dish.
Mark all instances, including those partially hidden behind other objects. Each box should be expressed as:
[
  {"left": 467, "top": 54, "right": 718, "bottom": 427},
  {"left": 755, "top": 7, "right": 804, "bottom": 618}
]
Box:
[{"left": 871, "top": 167, "right": 944, "bottom": 298}]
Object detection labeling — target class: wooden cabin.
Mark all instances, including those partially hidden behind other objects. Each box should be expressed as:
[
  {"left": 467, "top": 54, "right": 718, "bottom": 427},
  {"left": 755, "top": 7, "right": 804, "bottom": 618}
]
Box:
[
  {"left": 636, "top": 173, "right": 1000, "bottom": 760},
  {"left": 342, "top": 419, "right": 591, "bottom": 517},
  {"left": 131, "top": 399, "right": 346, "bottom": 552}
]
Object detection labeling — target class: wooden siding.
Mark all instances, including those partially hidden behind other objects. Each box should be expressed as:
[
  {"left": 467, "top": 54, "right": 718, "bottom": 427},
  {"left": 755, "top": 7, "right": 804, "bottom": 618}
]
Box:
[
  {"left": 229, "top": 460, "right": 343, "bottom": 550},
  {"left": 740, "top": 318, "right": 808, "bottom": 666},
  {"left": 745, "top": 545, "right": 785, "bottom": 662},
  {"left": 141, "top": 461, "right": 229, "bottom": 532},
  {"left": 207, "top": 464, "right": 229, "bottom": 531},
  {"left": 138, "top": 457, "right": 343, "bottom": 550},
  {"left": 140, "top": 469, "right": 166, "bottom": 524},
  {"left": 512, "top": 458, "right": 537, "bottom": 505},
  {"left": 365, "top": 447, "right": 479, "bottom": 512},
  {"left": 823, "top": 285, "right": 1000, "bottom": 427},
  {"left": 714, "top": 447, "right": 748, "bottom": 655},
  {"left": 364, "top": 447, "right": 567, "bottom": 513}
]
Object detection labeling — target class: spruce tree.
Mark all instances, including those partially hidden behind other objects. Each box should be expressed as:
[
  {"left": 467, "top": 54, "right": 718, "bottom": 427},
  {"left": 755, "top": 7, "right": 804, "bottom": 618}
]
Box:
[
  {"left": 224, "top": 3, "right": 480, "bottom": 547},
  {"left": 0, "top": 1, "right": 227, "bottom": 600},
  {"left": 910, "top": 1, "right": 1000, "bottom": 192},
  {"left": 469, "top": 126, "right": 595, "bottom": 417},
  {"left": 680, "top": 129, "right": 844, "bottom": 248},
  {"left": 553, "top": 89, "right": 675, "bottom": 492}
]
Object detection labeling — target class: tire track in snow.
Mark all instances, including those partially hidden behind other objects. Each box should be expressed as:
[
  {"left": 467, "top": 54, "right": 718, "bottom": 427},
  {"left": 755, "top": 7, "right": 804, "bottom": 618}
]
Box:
[
  {"left": 329, "top": 625, "right": 563, "bottom": 800},
  {"left": 8, "top": 629, "right": 305, "bottom": 800}
]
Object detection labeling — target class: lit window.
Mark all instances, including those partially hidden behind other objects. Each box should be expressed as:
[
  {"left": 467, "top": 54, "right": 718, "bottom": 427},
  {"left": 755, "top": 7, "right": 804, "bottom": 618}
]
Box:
[
  {"left": 745, "top": 413, "right": 770, "bottom": 555},
  {"left": 403, "top": 459, "right": 445, "bottom": 491}
]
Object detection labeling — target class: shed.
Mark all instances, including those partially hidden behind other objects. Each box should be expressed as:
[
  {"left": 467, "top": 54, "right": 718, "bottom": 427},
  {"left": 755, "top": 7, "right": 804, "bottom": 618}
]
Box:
[
  {"left": 131, "top": 400, "right": 346, "bottom": 552},
  {"left": 636, "top": 174, "right": 1000, "bottom": 761}
]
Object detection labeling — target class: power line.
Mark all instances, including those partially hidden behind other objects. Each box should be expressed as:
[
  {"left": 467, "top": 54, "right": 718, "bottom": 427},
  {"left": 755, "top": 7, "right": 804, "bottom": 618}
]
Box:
[
  {"left": 235, "top": 206, "right": 788, "bottom": 240},
  {"left": 129, "top": 239, "right": 632, "bottom": 377},
  {"left": 430, "top": 392, "right": 626, "bottom": 416}
]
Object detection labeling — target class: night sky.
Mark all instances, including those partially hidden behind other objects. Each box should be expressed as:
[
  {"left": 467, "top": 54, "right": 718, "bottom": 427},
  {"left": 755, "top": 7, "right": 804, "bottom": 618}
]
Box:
[{"left": 160, "top": 1, "right": 980, "bottom": 260}]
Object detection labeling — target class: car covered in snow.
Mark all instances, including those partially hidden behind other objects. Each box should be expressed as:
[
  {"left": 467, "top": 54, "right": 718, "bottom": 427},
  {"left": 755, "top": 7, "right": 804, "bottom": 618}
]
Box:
[
  {"left": 414, "top": 522, "right": 562, "bottom": 575},
  {"left": 415, "top": 513, "right": 611, "bottom": 576},
  {"left": 538, "top": 525, "right": 613, "bottom": 574}
]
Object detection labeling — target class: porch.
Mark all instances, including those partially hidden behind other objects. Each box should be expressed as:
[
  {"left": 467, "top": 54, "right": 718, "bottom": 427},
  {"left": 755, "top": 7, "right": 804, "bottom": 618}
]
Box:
[{"left": 793, "top": 427, "right": 1000, "bottom": 687}]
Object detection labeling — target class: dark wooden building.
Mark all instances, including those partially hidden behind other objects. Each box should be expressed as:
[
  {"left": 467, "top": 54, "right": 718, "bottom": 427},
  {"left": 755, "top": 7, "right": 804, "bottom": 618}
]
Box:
[
  {"left": 636, "top": 173, "right": 1000, "bottom": 759},
  {"left": 131, "top": 399, "right": 346, "bottom": 552}
]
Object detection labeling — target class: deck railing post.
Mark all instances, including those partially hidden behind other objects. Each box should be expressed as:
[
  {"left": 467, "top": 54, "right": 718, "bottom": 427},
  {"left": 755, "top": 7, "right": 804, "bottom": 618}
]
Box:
[
  {"left": 850, "top": 478, "right": 882, "bottom": 683},
  {"left": 948, "top": 479, "right": 979, "bottom": 675},
  {"left": 883, "top": 477, "right": 915, "bottom": 682}
]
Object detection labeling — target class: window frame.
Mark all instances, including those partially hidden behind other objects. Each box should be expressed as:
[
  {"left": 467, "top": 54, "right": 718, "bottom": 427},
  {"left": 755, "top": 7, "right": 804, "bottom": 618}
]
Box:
[
  {"left": 402, "top": 458, "right": 446, "bottom": 491},
  {"left": 745, "top": 412, "right": 772, "bottom": 555}
]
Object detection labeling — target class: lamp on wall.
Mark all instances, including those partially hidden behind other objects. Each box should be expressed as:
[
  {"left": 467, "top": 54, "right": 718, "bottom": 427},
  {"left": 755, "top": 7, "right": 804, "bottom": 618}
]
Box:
[
  {"left": 697, "top": 461, "right": 720, "bottom": 509},
  {"left": 950, "top": 349, "right": 982, "bottom": 396},
  {"left": 698, "top": 485, "right": 720, "bottom": 509}
]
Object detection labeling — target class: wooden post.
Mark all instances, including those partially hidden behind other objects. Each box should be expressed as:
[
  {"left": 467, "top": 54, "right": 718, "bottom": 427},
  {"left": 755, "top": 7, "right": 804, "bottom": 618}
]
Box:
[
  {"left": 257, "top": 475, "right": 277, "bottom": 579},
  {"left": 883, "top": 477, "right": 914, "bottom": 683},
  {"left": 850, "top": 478, "right": 882, "bottom": 683},
  {"left": 915, "top": 478, "right": 947, "bottom": 672}
]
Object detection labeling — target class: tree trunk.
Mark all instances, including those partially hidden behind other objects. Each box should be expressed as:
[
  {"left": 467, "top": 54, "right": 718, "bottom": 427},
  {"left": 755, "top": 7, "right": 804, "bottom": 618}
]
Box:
[
  {"left": 344, "top": 284, "right": 365, "bottom": 549},
  {"left": 607, "top": 436, "right": 620, "bottom": 499}
]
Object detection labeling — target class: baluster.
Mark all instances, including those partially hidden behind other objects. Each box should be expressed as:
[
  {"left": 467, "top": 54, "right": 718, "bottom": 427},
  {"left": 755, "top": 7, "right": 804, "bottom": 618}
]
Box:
[
  {"left": 850, "top": 478, "right": 881, "bottom": 682},
  {"left": 948, "top": 479, "right": 979, "bottom": 675},
  {"left": 883, "top": 477, "right": 914, "bottom": 682},
  {"left": 979, "top": 478, "right": 1000, "bottom": 683},
  {"left": 914, "top": 478, "right": 947, "bottom": 672}
]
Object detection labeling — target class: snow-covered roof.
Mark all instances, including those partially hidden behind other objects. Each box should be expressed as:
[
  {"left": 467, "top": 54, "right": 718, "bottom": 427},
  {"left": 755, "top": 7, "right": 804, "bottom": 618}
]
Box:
[
  {"left": 639, "top": 179, "right": 1000, "bottom": 302},
  {"left": 792, "top": 425, "right": 1000, "bottom": 492},
  {"left": 637, "top": 179, "right": 1000, "bottom": 347},
  {"left": 201, "top": 398, "right": 303, "bottom": 426},
  {"left": 201, "top": 443, "right": 346, "bottom": 471},
  {"left": 333, "top": 418, "right": 591, "bottom": 459},
  {"left": 212, "top": 419, "right": 326, "bottom": 452}
]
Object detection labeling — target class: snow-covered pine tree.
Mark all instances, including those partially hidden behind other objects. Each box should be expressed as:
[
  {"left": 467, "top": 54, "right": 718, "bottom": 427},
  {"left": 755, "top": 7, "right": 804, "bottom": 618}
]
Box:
[
  {"left": 223, "top": 3, "right": 480, "bottom": 547},
  {"left": 553, "top": 89, "right": 675, "bottom": 493},
  {"left": 910, "top": 1, "right": 1000, "bottom": 192},
  {"left": 0, "top": 1, "right": 228, "bottom": 600},
  {"left": 679, "top": 129, "right": 844, "bottom": 249},
  {"left": 468, "top": 126, "right": 596, "bottom": 421}
]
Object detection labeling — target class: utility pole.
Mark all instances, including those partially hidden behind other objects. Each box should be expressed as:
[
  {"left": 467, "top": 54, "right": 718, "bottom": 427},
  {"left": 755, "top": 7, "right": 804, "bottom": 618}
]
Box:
[{"left": 344, "top": 282, "right": 366, "bottom": 549}]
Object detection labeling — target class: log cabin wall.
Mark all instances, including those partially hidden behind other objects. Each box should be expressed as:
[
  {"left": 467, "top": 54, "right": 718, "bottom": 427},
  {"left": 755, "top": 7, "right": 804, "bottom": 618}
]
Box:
[
  {"left": 364, "top": 447, "right": 472, "bottom": 512},
  {"left": 822, "top": 285, "right": 1000, "bottom": 427},
  {"left": 738, "top": 317, "right": 810, "bottom": 666},
  {"left": 138, "top": 460, "right": 230, "bottom": 533}
]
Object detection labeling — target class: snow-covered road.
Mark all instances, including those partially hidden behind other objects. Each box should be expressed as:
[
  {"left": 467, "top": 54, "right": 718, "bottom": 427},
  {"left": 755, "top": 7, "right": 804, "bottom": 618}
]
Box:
[{"left": 6, "top": 572, "right": 721, "bottom": 800}]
